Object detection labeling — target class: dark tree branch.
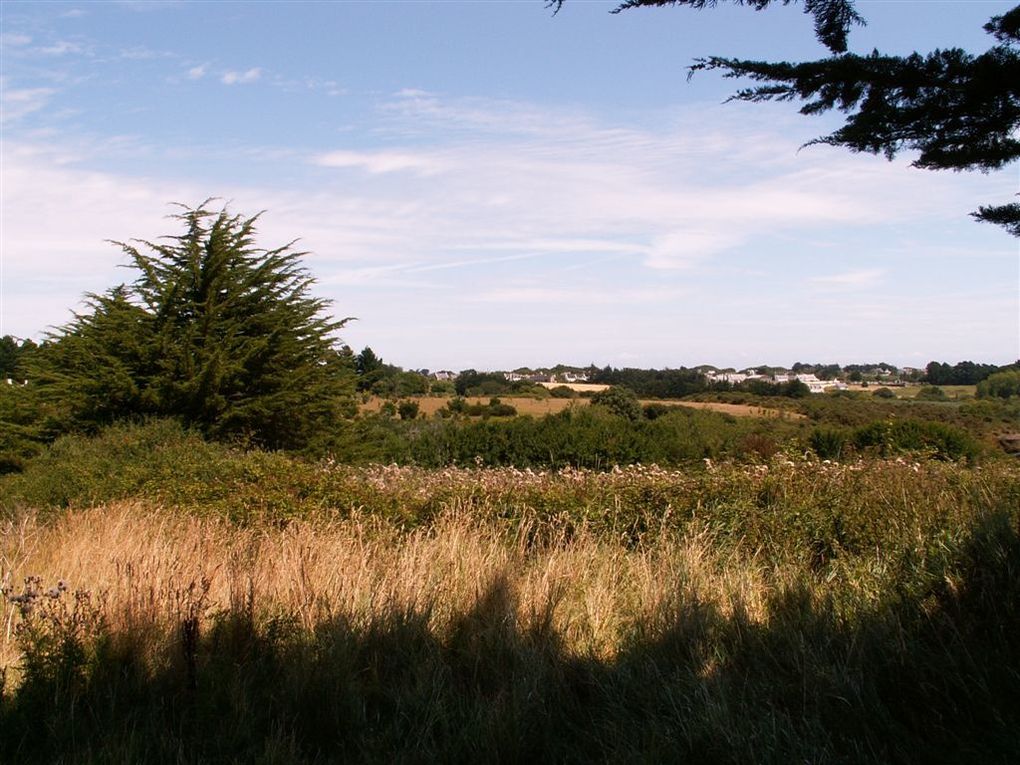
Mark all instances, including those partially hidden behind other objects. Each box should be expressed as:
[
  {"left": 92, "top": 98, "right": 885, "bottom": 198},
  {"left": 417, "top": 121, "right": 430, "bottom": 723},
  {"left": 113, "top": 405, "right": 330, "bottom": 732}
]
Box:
[{"left": 548, "top": 0, "right": 864, "bottom": 53}]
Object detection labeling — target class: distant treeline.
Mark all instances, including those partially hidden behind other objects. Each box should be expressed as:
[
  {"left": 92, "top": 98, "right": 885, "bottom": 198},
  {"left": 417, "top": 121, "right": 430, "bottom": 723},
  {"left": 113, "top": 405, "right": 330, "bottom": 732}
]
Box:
[
  {"left": 588, "top": 367, "right": 812, "bottom": 399},
  {"left": 923, "top": 360, "right": 1017, "bottom": 386}
]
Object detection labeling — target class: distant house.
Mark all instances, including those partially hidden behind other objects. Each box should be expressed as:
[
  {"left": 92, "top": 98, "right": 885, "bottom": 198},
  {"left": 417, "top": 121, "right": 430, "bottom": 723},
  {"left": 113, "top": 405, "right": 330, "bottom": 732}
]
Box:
[
  {"left": 561, "top": 372, "right": 589, "bottom": 383},
  {"left": 706, "top": 372, "right": 759, "bottom": 384},
  {"left": 431, "top": 370, "right": 457, "bottom": 381},
  {"left": 706, "top": 370, "right": 845, "bottom": 393},
  {"left": 792, "top": 374, "right": 847, "bottom": 394},
  {"left": 506, "top": 371, "right": 552, "bottom": 383}
]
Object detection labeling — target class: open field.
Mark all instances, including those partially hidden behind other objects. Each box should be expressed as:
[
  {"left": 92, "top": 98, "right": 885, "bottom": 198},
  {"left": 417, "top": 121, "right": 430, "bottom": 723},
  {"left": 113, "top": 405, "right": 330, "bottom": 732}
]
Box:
[
  {"left": 2, "top": 456, "right": 1019, "bottom": 762},
  {"left": 537, "top": 381, "right": 609, "bottom": 393},
  {"left": 656, "top": 400, "right": 805, "bottom": 419},
  {"left": 361, "top": 394, "right": 581, "bottom": 417},
  {"left": 896, "top": 384, "right": 977, "bottom": 399},
  {"left": 361, "top": 395, "right": 802, "bottom": 419},
  {"left": 845, "top": 384, "right": 978, "bottom": 399}
]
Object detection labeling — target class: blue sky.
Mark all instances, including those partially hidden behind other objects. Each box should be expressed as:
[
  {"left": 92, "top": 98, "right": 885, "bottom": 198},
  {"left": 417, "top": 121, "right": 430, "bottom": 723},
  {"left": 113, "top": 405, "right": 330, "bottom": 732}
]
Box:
[{"left": 2, "top": 0, "right": 1017, "bottom": 370}]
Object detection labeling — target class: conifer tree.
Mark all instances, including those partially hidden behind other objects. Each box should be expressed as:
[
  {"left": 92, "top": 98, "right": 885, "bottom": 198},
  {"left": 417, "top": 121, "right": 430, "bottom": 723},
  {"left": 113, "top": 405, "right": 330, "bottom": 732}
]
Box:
[{"left": 34, "top": 203, "right": 355, "bottom": 449}]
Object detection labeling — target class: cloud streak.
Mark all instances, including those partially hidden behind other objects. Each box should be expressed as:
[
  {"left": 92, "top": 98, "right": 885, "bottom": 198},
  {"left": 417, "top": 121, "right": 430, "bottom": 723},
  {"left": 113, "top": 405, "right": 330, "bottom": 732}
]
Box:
[
  {"left": 221, "top": 68, "right": 261, "bottom": 85},
  {"left": 314, "top": 149, "right": 447, "bottom": 175},
  {"left": 809, "top": 268, "right": 887, "bottom": 288}
]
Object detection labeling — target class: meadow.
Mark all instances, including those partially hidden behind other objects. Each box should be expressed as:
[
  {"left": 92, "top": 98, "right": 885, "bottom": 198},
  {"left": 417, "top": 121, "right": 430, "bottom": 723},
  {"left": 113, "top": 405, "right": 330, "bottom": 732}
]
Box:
[
  {"left": 360, "top": 394, "right": 799, "bottom": 419},
  {"left": 1, "top": 418, "right": 1019, "bottom": 763}
]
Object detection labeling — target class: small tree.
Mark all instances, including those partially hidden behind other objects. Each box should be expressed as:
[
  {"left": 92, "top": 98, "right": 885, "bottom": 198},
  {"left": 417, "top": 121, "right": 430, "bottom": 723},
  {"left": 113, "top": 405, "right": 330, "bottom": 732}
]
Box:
[
  {"left": 34, "top": 202, "right": 355, "bottom": 449},
  {"left": 591, "top": 385, "right": 643, "bottom": 421},
  {"left": 397, "top": 400, "right": 421, "bottom": 420},
  {"left": 977, "top": 369, "right": 1020, "bottom": 399}
]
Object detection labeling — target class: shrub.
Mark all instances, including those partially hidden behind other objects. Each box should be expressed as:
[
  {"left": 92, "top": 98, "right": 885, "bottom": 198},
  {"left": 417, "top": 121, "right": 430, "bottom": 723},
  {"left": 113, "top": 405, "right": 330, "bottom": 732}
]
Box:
[
  {"left": 590, "top": 386, "right": 642, "bottom": 421},
  {"left": 916, "top": 386, "right": 949, "bottom": 402},
  {"left": 977, "top": 370, "right": 1020, "bottom": 399},
  {"left": 397, "top": 401, "right": 420, "bottom": 420},
  {"left": 810, "top": 427, "right": 850, "bottom": 460},
  {"left": 642, "top": 402, "right": 673, "bottom": 420},
  {"left": 549, "top": 386, "right": 577, "bottom": 399},
  {"left": 852, "top": 420, "right": 980, "bottom": 461}
]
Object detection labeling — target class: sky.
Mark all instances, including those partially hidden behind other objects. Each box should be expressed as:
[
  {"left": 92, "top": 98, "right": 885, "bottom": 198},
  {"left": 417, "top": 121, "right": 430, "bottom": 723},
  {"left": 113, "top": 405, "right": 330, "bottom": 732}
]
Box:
[{"left": 1, "top": 0, "right": 1018, "bottom": 372}]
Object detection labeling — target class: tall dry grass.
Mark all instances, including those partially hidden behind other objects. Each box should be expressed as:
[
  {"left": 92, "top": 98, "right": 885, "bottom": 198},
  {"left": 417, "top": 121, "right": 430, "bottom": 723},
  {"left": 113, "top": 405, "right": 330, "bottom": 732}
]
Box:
[
  {"left": 2, "top": 469, "right": 1018, "bottom": 762},
  {"left": 2, "top": 442, "right": 1019, "bottom": 762},
  {"left": 1, "top": 502, "right": 768, "bottom": 673}
]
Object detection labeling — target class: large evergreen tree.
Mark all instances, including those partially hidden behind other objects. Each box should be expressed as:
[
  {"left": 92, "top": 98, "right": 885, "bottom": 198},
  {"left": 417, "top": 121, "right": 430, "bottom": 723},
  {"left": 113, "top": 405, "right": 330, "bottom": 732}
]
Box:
[
  {"left": 33, "top": 203, "right": 355, "bottom": 449},
  {"left": 551, "top": 1, "right": 1020, "bottom": 235}
]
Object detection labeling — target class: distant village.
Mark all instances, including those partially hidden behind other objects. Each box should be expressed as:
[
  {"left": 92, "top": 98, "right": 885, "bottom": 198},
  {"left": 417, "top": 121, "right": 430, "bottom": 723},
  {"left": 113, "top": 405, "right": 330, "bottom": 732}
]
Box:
[{"left": 420, "top": 363, "right": 924, "bottom": 394}]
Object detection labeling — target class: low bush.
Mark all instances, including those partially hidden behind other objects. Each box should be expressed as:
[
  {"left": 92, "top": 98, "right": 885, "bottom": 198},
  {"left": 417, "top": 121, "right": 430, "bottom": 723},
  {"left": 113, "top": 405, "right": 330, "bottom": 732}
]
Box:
[{"left": 852, "top": 419, "right": 979, "bottom": 461}]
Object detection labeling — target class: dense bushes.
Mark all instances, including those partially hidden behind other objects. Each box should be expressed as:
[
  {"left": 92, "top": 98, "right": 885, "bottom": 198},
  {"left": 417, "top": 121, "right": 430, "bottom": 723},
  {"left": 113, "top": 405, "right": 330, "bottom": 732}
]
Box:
[
  {"left": 851, "top": 419, "right": 980, "bottom": 460},
  {"left": 810, "top": 420, "right": 980, "bottom": 462},
  {"left": 978, "top": 369, "right": 1020, "bottom": 399}
]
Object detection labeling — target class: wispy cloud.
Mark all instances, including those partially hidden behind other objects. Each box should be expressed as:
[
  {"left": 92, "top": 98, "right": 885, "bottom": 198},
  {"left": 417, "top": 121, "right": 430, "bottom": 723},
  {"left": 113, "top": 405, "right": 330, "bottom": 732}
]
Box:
[
  {"left": 221, "top": 68, "right": 261, "bottom": 85},
  {"left": 38, "top": 40, "right": 86, "bottom": 56},
  {"left": 0, "top": 84, "right": 56, "bottom": 124},
  {"left": 643, "top": 230, "right": 745, "bottom": 269},
  {"left": 1, "top": 33, "right": 33, "bottom": 47},
  {"left": 808, "top": 269, "right": 887, "bottom": 288},
  {"left": 186, "top": 64, "right": 208, "bottom": 80},
  {"left": 314, "top": 149, "right": 447, "bottom": 175},
  {"left": 118, "top": 45, "right": 167, "bottom": 61},
  {"left": 470, "top": 285, "right": 689, "bottom": 305}
]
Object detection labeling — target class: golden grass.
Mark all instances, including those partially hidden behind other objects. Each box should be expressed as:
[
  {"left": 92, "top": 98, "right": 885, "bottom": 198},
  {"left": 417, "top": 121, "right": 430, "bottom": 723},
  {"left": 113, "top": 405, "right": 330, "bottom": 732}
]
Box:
[
  {"left": 650, "top": 400, "right": 806, "bottom": 419},
  {"left": 1, "top": 503, "right": 771, "bottom": 678},
  {"left": 360, "top": 395, "right": 799, "bottom": 419},
  {"left": 537, "top": 382, "right": 610, "bottom": 393},
  {"left": 360, "top": 395, "right": 584, "bottom": 417}
]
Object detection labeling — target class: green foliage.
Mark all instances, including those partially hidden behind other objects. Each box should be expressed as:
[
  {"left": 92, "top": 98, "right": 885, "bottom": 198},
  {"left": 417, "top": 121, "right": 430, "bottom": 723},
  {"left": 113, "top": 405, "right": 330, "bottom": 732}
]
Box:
[
  {"left": 872, "top": 387, "right": 896, "bottom": 399},
  {"left": 30, "top": 203, "right": 355, "bottom": 449},
  {"left": 641, "top": 402, "right": 674, "bottom": 420},
  {"left": 851, "top": 420, "right": 979, "bottom": 461},
  {"left": 548, "top": 385, "right": 577, "bottom": 399},
  {"left": 437, "top": 396, "right": 517, "bottom": 419},
  {"left": 401, "top": 406, "right": 764, "bottom": 468},
  {"left": 0, "top": 384, "right": 46, "bottom": 473},
  {"left": 455, "top": 370, "right": 504, "bottom": 396},
  {"left": 0, "top": 336, "right": 37, "bottom": 380},
  {"left": 590, "top": 385, "right": 643, "bottom": 421},
  {"left": 589, "top": 366, "right": 707, "bottom": 398},
  {"left": 809, "top": 427, "right": 849, "bottom": 460},
  {"left": 925, "top": 360, "right": 1006, "bottom": 385},
  {"left": 397, "top": 400, "right": 420, "bottom": 420},
  {"left": 977, "top": 369, "right": 1020, "bottom": 399},
  {"left": 741, "top": 378, "right": 811, "bottom": 398},
  {"left": 429, "top": 379, "right": 455, "bottom": 396},
  {"left": 915, "top": 385, "right": 949, "bottom": 402}
]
